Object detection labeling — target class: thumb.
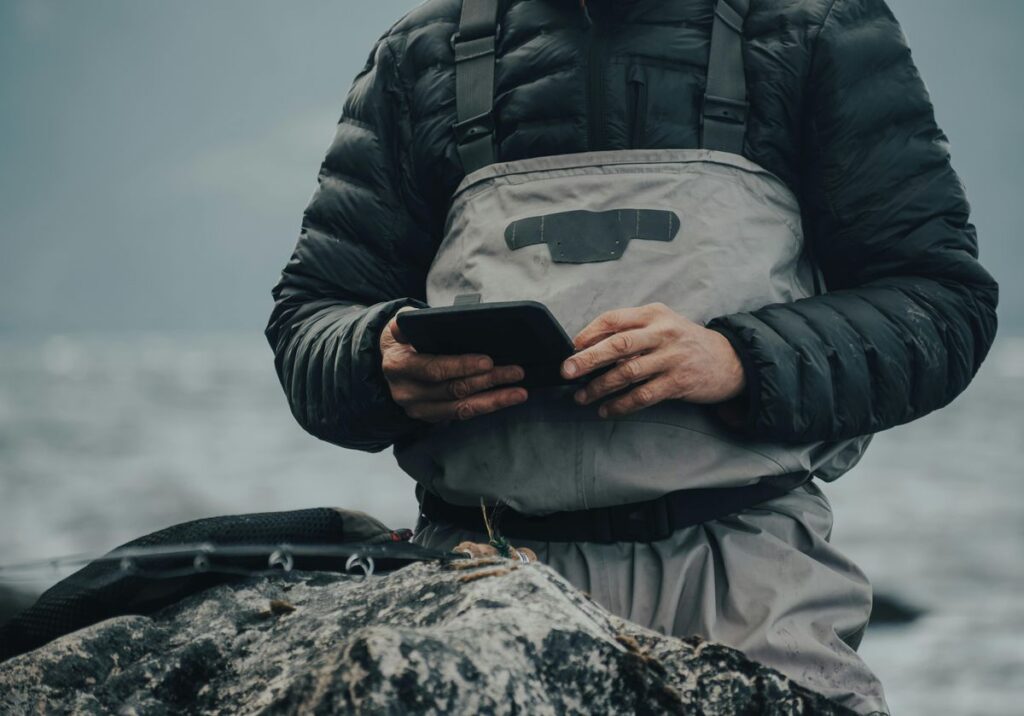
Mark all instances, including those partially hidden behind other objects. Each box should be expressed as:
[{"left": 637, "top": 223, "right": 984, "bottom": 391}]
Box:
[{"left": 389, "top": 306, "right": 418, "bottom": 345}]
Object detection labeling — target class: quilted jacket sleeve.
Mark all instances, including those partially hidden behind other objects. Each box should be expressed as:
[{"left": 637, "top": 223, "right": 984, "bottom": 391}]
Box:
[
  {"left": 266, "top": 36, "right": 431, "bottom": 452},
  {"left": 707, "top": 0, "right": 999, "bottom": 443}
]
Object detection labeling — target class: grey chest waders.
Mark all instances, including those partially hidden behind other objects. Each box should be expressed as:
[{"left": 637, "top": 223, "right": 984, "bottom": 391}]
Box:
[{"left": 400, "top": 0, "right": 871, "bottom": 538}]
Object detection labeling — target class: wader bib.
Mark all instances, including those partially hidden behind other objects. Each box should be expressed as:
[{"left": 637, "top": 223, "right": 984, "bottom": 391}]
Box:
[
  {"left": 397, "top": 147, "right": 870, "bottom": 514},
  {"left": 409, "top": 1, "right": 888, "bottom": 712}
]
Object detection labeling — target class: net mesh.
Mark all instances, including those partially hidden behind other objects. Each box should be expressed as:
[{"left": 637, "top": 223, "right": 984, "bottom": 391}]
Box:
[{"left": 0, "top": 508, "right": 399, "bottom": 662}]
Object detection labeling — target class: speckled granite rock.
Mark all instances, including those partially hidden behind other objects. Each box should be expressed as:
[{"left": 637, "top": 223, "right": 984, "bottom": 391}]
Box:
[{"left": 0, "top": 559, "right": 853, "bottom": 714}]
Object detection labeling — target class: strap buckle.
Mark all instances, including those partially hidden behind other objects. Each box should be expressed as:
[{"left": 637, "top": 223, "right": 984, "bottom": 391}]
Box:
[
  {"left": 592, "top": 501, "right": 673, "bottom": 543},
  {"left": 453, "top": 111, "right": 495, "bottom": 146},
  {"left": 701, "top": 93, "right": 749, "bottom": 126},
  {"left": 452, "top": 293, "right": 482, "bottom": 306},
  {"left": 450, "top": 32, "right": 496, "bottom": 62},
  {"left": 614, "top": 501, "right": 673, "bottom": 543},
  {"left": 715, "top": 0, "right": 749, "bottom": 34}
]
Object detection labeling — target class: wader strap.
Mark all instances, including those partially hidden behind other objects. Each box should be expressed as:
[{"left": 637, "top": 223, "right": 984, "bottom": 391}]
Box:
[
  {"left": 700, "top": 0, "right": 751, "bottom": 154},
  {"left": 452, "top": 0, "right": 500, "bottom": 174},
  {"left": 417, "top": 481, "right": 792, "bottom": 544},
  {"left": 452, "top": 292, "right": 482, "bottom": 305}
]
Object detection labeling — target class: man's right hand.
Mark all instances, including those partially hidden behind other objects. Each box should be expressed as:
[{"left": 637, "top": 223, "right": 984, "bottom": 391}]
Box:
[{"left": 380, "top": 307, "right": 528, "bottom": 423}]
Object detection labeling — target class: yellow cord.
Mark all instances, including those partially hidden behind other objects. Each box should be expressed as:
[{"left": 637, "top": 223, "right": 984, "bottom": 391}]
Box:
[
  {"left": 480, "top": 499, "right": 511, "bottom": 557},
  {"left": 480, "top": 499, "right": 493, "bottom": 541}
]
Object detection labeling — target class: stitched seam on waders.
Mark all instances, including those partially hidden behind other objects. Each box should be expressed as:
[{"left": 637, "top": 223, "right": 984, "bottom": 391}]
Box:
[
  {"left": 463, "top": 150, "right": 779, "bottom": 186},
  {"left": 452, "top": 162, "right": 804, "bottom": 241},
  {"left": 452, "top": 149, "right": 793, "bottom": 201}
]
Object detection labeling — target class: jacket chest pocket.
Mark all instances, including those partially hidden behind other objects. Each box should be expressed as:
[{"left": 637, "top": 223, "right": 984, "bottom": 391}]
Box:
[
  {"left": 627, "top": 64, "right": 648, "bottom": 149},
  {"left": 615, "top": 59, "right": 704, "bottom": 149}
]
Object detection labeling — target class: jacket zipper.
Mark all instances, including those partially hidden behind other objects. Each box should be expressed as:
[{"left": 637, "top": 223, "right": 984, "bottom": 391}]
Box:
[
  {"left": 586, "top": 12, "right": 607, "bottom": 151},
  {"left": 628, "top": 72, "right": 648, "bottom": 148}
]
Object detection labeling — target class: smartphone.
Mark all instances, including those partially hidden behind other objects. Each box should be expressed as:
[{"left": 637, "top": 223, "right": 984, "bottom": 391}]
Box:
[{"left": 396, "top": 300, "right": 577, "bottom": 387}]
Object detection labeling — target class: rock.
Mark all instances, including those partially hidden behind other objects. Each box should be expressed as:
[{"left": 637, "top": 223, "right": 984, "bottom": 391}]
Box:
[{"left": 0, "top": 559, "right": 854, "bottom": 715}]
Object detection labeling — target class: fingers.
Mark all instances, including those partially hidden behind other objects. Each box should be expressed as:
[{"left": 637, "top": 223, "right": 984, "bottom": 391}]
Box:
[
  {"left": 512, "top": 547, "right": 538, "bottom": 563},
  {"left": 561, "top": 328, "right": 659, "bottom": 380},
  {"left": 390, "top": 365, "right": 525, "bottom": 403},
  {"left": 384, "top": 349, "right": 494, "bottom": 384},
  {"left": 404, "top": 386, "right": 528, "bottom": 423},
  {"left": 435, "top": 364, "right": 525, "bottom": 400},
  {"left": 573, "top": 353, "right": 666, "bottom": 405},
  {"left": 454, "top": 541, "right": 498, "bottom": 558},
  {"left": 453, "top": 541, "right": 539, "bottom": 563},
  {"left": 571, "top": 305, "right": 661, "bottom": 352},
  {"left": 597, "top": 376, "right": 675, "bottom": 418}
]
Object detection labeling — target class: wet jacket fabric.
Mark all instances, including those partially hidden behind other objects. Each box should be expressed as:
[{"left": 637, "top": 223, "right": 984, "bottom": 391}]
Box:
[{"left": 266, "top": 0, "right": 998, "bottom": 453}]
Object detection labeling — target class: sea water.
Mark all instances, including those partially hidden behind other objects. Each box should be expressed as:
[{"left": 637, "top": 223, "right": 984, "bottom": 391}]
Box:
[{"left": 1, "top": 332, "right": 1021, "bottom": 715}]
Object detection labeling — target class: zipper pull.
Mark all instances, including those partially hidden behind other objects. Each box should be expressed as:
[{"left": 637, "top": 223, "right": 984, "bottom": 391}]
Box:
[
  {"left": 580, "top": 0, "right": 593, "bottom": 28},
  {"left": 627, "top": 66, "right": 648, "bottom": 149}
]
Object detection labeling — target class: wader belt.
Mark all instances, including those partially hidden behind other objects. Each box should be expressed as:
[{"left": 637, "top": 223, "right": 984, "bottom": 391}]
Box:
[
  {"left": 417, "top": 481, "right": 791, "bottom": 544},
  {"left": 452, "top": 0, "right": 751, "bottom": 174}
]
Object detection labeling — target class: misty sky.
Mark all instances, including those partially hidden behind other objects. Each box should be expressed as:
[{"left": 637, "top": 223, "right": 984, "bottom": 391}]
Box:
[{"left": 1, "top": 0, "right": 1021, "bottom": 334}]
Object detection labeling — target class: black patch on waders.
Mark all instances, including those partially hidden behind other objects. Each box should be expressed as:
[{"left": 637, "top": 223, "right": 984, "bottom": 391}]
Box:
[{"left": 504, "top": 209, "right": 680, "bottom": 263}]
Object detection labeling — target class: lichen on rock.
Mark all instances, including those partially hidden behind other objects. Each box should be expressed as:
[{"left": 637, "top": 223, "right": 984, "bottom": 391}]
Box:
[{"left": 0, "top": 559, "right": 853, "bottom": 714}]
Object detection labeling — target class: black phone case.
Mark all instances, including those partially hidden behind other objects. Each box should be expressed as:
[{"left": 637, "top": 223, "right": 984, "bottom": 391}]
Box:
[{"left": 396, "top": 301, "right": 577, "bottom": 387}]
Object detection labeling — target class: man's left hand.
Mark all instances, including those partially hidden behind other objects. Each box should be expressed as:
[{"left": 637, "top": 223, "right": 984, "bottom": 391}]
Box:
[{"left": 561, "top": 303, "right": 745, "bottom": 418}]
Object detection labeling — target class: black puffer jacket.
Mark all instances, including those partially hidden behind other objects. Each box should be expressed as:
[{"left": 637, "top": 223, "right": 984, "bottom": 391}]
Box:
[{"left": 267, "top": 0, "right": 998, "bottom": 452}]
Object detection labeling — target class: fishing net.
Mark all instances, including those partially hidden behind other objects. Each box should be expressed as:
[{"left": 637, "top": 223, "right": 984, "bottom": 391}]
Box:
[{"left": 0, "top": 508, "right": 434, "bottom": 662}]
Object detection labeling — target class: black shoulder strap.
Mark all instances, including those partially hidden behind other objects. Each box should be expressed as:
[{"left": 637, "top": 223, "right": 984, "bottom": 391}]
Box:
[
  {"left": 452, "top": 0, "right": 500, "bottom": 174},
  {"left": 453, "top": 0, "right": 749, "bottom": 170},
  {"left": 700, "top": 0, "right": 751, "bottom": 154}
]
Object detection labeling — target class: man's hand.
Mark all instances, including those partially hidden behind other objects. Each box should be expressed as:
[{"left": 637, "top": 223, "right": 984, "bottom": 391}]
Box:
[
  {"left": 454, "top": 540, "right": 538, "bottom": 563},
  {"left": 561, "top": 303, "right": 745, "bottom": 418},
  {"left": 380, "top": 308, "right": 528, "bottom": 423}
]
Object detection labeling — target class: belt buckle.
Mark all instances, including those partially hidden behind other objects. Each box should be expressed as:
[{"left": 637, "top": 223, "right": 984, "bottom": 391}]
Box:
[
  {"left": 700, "top": 93, "right": 749, "bottom": 127},
  {"left": 614, "top": 503, "right": 647, "bottom": 544},
  {"left": 619, "top": 499, "right": 672, "bottom": 543}
]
